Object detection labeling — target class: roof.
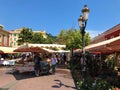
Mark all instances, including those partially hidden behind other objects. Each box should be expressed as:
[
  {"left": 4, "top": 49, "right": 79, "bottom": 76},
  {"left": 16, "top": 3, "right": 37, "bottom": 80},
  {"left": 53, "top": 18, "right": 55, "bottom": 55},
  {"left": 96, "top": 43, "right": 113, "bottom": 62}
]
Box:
[
  {"left": 0, "top": 29, "right": 10, "bottom": 34},
  {"left": 9, "top": 28, "right": 22, "bottom": 34},
  {"left": 90, "top": 24, "right": 120, "bottom": 44}
]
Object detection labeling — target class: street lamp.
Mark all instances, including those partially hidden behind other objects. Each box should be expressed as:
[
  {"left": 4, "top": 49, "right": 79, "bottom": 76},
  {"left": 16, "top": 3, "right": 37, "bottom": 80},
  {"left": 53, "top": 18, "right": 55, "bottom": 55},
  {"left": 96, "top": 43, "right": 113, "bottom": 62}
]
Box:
[{"left": 78, "top": 5, "right": 90, "bottom": 80}]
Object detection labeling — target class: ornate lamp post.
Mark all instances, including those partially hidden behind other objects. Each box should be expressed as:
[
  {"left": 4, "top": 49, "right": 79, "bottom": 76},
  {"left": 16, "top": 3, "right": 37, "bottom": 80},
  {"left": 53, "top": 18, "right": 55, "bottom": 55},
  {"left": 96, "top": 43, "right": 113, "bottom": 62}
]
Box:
[{"left": 78, "top": 5, "right": 90, "bottom": 80}]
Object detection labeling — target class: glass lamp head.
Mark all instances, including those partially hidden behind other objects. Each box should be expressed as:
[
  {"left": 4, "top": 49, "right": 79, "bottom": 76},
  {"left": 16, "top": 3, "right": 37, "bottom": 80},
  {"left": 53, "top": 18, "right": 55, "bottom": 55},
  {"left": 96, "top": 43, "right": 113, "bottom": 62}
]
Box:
[
  {"left": 78, "top": 15, "right": 83, "bottom": 29},
  {"left": 82, "top": 5, "right": 90, "bottom": 21}
]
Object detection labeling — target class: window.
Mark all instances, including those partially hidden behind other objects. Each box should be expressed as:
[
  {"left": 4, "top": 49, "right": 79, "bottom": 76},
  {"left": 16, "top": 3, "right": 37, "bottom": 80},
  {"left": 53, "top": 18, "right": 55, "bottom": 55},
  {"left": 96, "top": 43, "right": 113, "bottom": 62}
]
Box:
[
  {"left": 14, "top": 34, "right": 16, "bottom": 36},
  {"left": 10, "top": 42, "right": 12, "bottom": 47},
  {"left": 14, "top": 38, "right": 16, "bottom": 41},
  {"left": 14, "top": 43, "right": 16, "bottom": 46},
  {"left": 4, "top": 36, "right": 7, "bottom": 45}
]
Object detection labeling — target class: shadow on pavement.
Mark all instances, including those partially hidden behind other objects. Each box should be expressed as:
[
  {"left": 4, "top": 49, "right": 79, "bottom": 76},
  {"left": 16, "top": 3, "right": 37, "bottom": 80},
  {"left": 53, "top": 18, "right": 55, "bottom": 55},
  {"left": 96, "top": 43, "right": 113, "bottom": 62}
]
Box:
[
  {"left": 11, "top": 72, "right": 52, "bottom": 80},
  {"left": 12, "top": 72, "right": 35, "bottom": 80},
  {"left": 0, "top": 88, "right": 9, "bottom": 90},
  {"left": 52, "top": 79, "right": 76, "bottom": 89}
]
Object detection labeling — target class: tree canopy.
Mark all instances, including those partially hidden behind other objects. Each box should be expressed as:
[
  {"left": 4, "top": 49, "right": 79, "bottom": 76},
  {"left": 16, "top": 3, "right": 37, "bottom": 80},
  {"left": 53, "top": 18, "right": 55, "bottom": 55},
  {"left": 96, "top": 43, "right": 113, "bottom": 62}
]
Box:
[
  {"left": 17, "top": 28, "right": 57, "bottom": 45},
  {"left": 44, "top": 33, "right": 57, "bottom": 44},
  {"left": 17, "top": 28, "right": 33, "bottom": 45},
  {"left": 57, "top": 28, "right": 91, "bottom": 50},
  {"left": 31, "top": 33, "right": 44, "bottom": 44}
]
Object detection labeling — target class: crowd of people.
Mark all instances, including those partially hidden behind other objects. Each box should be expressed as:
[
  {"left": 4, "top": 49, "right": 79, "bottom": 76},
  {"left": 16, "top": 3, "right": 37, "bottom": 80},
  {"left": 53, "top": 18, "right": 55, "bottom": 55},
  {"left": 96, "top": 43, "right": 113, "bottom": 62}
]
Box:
[
  {"left": 16, "top": 52, "right": 68, "bottom": 77},
  {"left": 33, "top": 52, "right": 68, "bottom": 76}
]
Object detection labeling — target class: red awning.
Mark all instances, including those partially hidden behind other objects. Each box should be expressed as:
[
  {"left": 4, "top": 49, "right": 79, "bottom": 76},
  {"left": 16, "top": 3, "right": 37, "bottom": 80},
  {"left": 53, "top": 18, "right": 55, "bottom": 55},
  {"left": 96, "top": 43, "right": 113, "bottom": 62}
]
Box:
[{"left": 14, "top": 46, "right": 50, "bottom": 53}]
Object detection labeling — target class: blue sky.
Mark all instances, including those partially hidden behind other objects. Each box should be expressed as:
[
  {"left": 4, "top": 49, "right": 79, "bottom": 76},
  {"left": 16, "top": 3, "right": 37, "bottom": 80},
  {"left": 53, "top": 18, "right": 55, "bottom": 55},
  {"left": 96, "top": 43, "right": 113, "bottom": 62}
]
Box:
[{"left": 0, "top": 0, "right": 120, "bottom": 38}]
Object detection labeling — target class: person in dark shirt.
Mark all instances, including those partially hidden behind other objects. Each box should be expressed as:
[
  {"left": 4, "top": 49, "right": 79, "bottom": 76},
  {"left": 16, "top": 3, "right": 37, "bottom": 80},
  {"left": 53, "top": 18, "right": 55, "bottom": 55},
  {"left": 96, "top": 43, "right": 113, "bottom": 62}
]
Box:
[
  {"left": 34, "top": 52, "right": 41, "bottom": 76},
  {"left": 63, "top": 53, "right": 67, "bottom": 64}
]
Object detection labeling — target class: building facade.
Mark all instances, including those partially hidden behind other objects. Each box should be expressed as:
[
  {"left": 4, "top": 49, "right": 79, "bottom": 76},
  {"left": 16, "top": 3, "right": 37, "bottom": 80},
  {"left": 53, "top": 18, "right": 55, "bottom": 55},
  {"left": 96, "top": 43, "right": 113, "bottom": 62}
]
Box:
[
  {"left": 33, "top": 31, "right": 47, "bottom": 38},
  {"left": 9, "top": 28, "right": 22, "bottom": 47},
  {"left": 9, "top": 28, "right": 47, "bottom": 48},
  {"left": 0, "top": 25, "right": 10, "bottom": 47}
]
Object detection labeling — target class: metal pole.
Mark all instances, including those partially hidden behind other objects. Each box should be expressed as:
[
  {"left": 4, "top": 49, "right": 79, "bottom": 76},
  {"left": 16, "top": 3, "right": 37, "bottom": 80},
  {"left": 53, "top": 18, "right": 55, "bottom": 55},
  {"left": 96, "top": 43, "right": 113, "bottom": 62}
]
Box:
[
  {"left": 81, "top": 21, "right": 87, "bottom": 80},
  {"left": 78, "top": 5, "right": 90, "bottom": 89}
]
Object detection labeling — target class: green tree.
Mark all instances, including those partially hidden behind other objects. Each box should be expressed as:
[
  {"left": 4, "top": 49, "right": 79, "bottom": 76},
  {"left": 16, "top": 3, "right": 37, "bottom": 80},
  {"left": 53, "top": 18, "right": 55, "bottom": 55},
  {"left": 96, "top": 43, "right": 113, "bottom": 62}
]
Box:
[
  {"left": 17, "top": 28, "right": 33, "bottom": 45},
  {"left": 56, "top": 30, "right": 66, "bottom": 44},
  {"left": 57, "top": 28, "right": 91, "bottom": 50},
  {"left": 66, "top": 29, "right": 82, "bottom": 49},
  {"left": 31, "top": 33, "right": 44, "bottom": 43},
  {"left": 44, "top": 33, "right": 57, "bottom": 44}
]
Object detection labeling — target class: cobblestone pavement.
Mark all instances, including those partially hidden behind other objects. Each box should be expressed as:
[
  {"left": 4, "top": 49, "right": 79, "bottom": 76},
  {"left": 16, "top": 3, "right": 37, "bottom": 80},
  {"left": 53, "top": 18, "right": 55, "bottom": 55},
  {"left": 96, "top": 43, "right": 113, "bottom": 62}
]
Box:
[{"left": 0, "top": 67, "right": 76, "bottom": 90}]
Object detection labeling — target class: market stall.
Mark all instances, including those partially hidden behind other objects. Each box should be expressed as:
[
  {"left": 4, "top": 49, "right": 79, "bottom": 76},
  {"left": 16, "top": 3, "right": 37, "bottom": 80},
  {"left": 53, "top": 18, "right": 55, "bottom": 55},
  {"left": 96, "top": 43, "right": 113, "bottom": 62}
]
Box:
[
  {"left": 13, "top": 46, "right": 52, "bottom": 73},
  {"left": 14, "top": 62, "right": 34, "bottom": 73}
]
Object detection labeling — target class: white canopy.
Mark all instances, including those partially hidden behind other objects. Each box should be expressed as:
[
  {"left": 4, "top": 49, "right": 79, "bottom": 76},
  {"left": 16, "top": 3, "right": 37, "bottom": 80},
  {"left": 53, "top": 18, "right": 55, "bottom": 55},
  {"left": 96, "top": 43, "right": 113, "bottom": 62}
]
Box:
[
  {"left": 55, "top": 50, "right": 70, "bottom": 53},
  {"left": 18, "top": 44, "right": 66, "bottom": 49},
  {"left": 0, "top": 46, "right": 17, "bottom": 54},
  {"left": 85, "top": 36, "right": 120, "bottom": 50}
]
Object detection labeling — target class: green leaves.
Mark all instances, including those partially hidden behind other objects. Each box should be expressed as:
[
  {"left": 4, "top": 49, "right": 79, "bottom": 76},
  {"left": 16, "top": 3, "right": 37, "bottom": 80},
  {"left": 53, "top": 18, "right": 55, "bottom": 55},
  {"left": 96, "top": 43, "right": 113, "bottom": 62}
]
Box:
[
  {"left": 31, "top": 33, "right": 44, "bottom": 44},
  {"left": 18, "top": 28, "right": 33, "bottom": 45},
  {"left": 77, "top": 78, "right": 112, "bottom": 90},
  {"left": 57, "top": 28, "right": 91, "bottom": 50},
  {"left": 17, "top": 28, "right": 57, "bottom": 45}
]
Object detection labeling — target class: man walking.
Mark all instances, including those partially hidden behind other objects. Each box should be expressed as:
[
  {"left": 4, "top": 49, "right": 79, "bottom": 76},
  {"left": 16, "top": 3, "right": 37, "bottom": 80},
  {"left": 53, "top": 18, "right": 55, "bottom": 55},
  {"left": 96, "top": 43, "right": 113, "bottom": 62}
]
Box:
[{"left": 34, "top": 52, "right": 41, "bottom": 76}]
